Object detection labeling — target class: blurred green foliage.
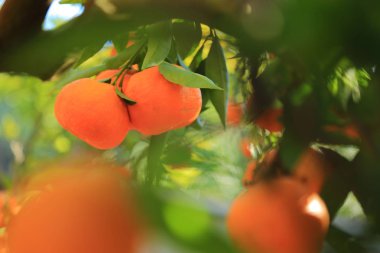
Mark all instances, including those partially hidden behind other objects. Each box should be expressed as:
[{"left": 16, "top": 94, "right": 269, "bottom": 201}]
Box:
[{"left": 1, "top": 0, "right": 380, "bottom": 252}]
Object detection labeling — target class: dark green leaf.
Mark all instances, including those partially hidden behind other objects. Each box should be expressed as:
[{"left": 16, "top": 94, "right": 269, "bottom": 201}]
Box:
[
  {"left": 205, "top": 37, "right": 229, "bottom": 127},
  {"left": 57, "top": 40, "right": 146, "bottom": 87},
  {"left": 142, "top": 22, "right": 172, "bottom": 70},
  {"left": 112, "top": 33, "right": 130, "bottom": 53},
  {"left": 166, "top": 39, "right": 179, "bottom": 64},
  {"left": 158, "top": 62, "right": 222, "bottom": 90},
  {"left": 105, "top": 39, "right": 146, "bottom": 68},
  {"left": 73, "top": 41, "right": 105, "bottom": 68},
  {"left": 56, "top": 65, "right": 107, "bottom": 87},
  {"left": 173, "top": 21, "right": 202, "bottom": 59},
  {"left": 115, "top": 87, "right": 136, "bottom": 105}
]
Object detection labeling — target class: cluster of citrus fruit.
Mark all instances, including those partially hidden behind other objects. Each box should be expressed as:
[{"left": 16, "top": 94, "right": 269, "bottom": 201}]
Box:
[
  {"left": 228, "top": 147, "right": 331, "bottom": 253},
  {"left": 55, "top": 65, "right": 202, "bottom": 149},
  {"left": 0, "top": 158, "right": 144, "bottom": 253}
]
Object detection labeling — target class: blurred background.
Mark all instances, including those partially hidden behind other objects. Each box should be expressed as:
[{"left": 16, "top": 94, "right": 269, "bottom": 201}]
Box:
[{"left": 0, "top": 0, "right": 378, "bottom": 252}]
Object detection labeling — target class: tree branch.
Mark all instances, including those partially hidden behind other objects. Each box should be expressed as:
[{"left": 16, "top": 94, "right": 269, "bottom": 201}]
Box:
[
  {"left": 0, "top": 0, "right": 51, "bottom": 49},
  {"left": 0, "top": 0, "right": 262, "bottom": 79}
]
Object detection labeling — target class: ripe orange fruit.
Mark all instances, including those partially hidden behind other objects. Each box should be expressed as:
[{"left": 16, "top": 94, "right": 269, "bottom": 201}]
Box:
[
  {"left": 293, "top": 149, "right": 329, "bottom": 193},
  {"left": 255, "top": 108, "right": 284, "bottom": 132},
  {"left": 55, "top": 78, "right": 131, "bottom": 149},
  {"left": 124, "top": 66, "right": 202, "bottom": 135},
  {"left": 227, "top": 177, "right": 329, "bottom": 253},
  {"left": 6, "top": 167, "right": 143, "bottom": 253},
  {"left": 0, "top": 234, "right": 6, "bottom": 253},
  {"left": 227, "top": 102, "right": 244, "bottom": 126}
]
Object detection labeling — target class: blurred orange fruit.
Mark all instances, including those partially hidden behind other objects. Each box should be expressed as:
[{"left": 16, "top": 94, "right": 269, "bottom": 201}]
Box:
[
  {"left": 324, "top": 124, "right": 360, "bottom": 140},
  {"left": 293, "top": 149, "right": 329, "bottom": 193},
  {"left": 242, "top": 160, "right": 256, "bottom": 186},
  {"left": 255, "top": 108, "right": 284, "bottom": 132},
  {"left": 7, "top": 167, "right": 143, "bottom": 253},
  {"left": 55, "top": 78, "right": 131, "bottom": 149},
  {"left": 227, "top": 102, "right": 244, "bottom": 126},
  {"left": 240, "top": 138, "right": 252, "bottom": 159},
  {"left": 124, "top": 66, "right": 202, "bottom": 135},
  {"left": 227, "top": 177, "right": 329, "bottom": 253}
]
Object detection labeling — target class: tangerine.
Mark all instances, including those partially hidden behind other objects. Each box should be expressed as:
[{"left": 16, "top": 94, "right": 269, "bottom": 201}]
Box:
[
  {"left": 240, "top": 138, "right": 252, "bottom": 159},
  {"left": 227, "top": 102, "right": 244, "bottom": 126},
  {"left": 242, "top": 160, "right": 256, "bottom": 186},
  {"left": 227, "top": 177, "right": 329, "bottom": 253},
  {"left": 293, "top": 149, "right": 329, "bottom": 193},
  {"left": 6, "top": 167, "right": 143, "bottom": 253},
  {"left": 55, "top": 78, "right": 130, "bottom": 149},
  {"left": 255, "top": 108, "right": 284, "bottom": 132},
  {"left": 124, "top": 66, "right": 202, "bottom": 135}
]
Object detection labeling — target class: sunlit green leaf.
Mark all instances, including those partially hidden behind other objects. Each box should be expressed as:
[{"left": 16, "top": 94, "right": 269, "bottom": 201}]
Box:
[
  {"left": 159, "top": 62, "right": 222, "bottom": 90},
  {"left": 142, "top": 22, "right": 172, "bottom": 69},
  {"left": 73, "top": 41, "right": 106, "bottom": 68}
]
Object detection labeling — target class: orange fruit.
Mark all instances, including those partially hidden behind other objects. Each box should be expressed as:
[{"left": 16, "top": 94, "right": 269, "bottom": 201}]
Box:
[
  {"left": 0, "top": 234, "right": 6, "bottom": 253},
  {"left": 6, "top": 167, "right": 143, "bottom": 253},
  {"left": 242, "top": 160, "right": 256, "bottom": 186},
  {"left": 124, "top": 66, "right": 202, "bottom": 135},
  {"left": 293, "top": 149, "right": 329, "bottom": 193},
  {"left": 227, "top": 177, "right": 329, "bottom": 253},
  {"left": 227, "top": 102, "right": 244, "bottom": 126},
  {"left": 240, "top": 138, "right": 252, "bottom": 159},
  {"left": 55, "top": 78, "right": 131, "bottom": 149},
  {"left": 255, "top": 108, "right": 284, "bottom": 132},
  {"left": 0, "top": 192, "right": 6, "bottom": 228}
]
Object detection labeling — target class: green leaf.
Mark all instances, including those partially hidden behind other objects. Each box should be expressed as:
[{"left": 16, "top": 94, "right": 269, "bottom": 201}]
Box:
[
  {"left": 112, "top": 33, "right": 130, "bottom": 53},
  {"left": 59, "top": 0, "right": 86, "bottom": 4},
  {"left": 73, "top": 41, "right": 105, "bottom": 68},
  {"left": 142, "top": 22, "right": 172, "bottom": 70},
  {"left": 57, "top": 40, "right": 146, "bottom": 87},
  {"left": 173, "top": 21, "right": 202, "bottom": 59},
  {"left": 166, "top": 39, "right": 179, "bottom": 64},
  {"left": 105, "top": 39, "right": 146, "bottom": 68},
  {"left": 158, "top": 62, "right": 222, "bottom": 90},
  {"left": 146, "top": 133, "right": 169, "bottom": 185},
  {"left": 115, "top": 87, "right": 136, "bottom": 105},
  {"left": 205, "top": 37, "right": 229, "bottom": 127},
  {"left": 56, "top": 65, "right": 107, "bottom": 88}
]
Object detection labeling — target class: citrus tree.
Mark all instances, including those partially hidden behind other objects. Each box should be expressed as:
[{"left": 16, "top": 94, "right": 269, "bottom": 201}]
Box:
[{"left": 0, "top": 0, "right": 379, "bottom": 252}]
